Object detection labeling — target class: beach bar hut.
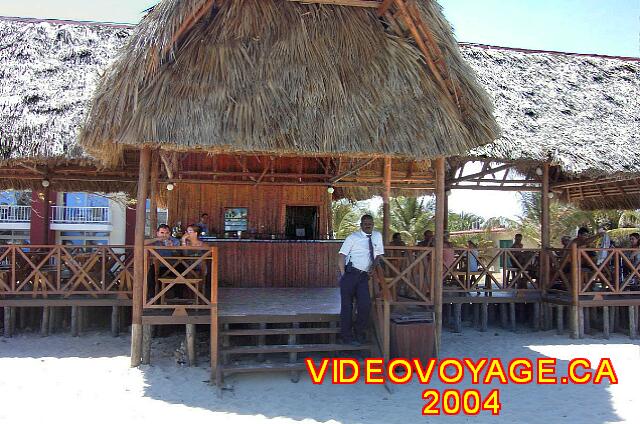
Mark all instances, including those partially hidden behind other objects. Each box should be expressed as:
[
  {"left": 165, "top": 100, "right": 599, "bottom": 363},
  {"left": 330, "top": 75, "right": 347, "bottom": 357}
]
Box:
[{"left": 77, "top": 0, "right": 499, "bottom": 377}]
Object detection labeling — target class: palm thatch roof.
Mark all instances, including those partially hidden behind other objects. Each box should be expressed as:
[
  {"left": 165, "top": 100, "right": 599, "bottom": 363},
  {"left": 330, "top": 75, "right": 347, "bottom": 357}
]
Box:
[
  {"left": 79, "top": 0, "right": 499, "bottom": 167},
  {"left": 0, "top": 16, "right": 129, "bottom": 166},
  {"left": 462, "top": 44, "right": 640, "bottom": 179}
]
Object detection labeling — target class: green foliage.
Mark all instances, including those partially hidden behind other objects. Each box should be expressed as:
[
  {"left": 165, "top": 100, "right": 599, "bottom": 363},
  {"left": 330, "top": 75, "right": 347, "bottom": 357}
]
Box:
[
  {"left": 607, "top": 228, "right": 640, "bottom": 247},
  {"left": 447, "top": 211, "right": 483, "bottom": 232},
  {"left": 331, "top": 200, "right": 361, "bottom": 239},
  {"left": 374, "top": 196, "right": 434, "bottom": 245},
  {"left": 518, "top": 192, "right": 639, "bottom": 246}
]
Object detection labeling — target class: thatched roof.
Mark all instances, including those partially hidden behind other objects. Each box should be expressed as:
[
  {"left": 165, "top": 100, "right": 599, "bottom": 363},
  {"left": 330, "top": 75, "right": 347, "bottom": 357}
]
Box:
[
  {"left": 79, "top": 0, "right": 499, "bottom": 167},
  {"left": 0, "top": 16, "right": 130, "bottom": 166},
  {"left": 463, "top": 44, "right": 640, "bottom": 178},
  {"left": 1, "top": 15, "right": 638, "bottom": 208}
]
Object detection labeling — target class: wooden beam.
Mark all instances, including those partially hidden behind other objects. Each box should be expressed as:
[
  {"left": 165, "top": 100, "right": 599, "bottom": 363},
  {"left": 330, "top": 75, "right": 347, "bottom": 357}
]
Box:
[
  {"left": 382, "top": 158, "right": 392, "bottom": 243},
  {"left": 131, "top": 147, "right": 151, "bottom": 367},
  {"left": 433, "top": 157, "right": 445, "bottom": 357},
  {"left": 451, "top": 163, "right": 512, "bottom": 183},
  {"left": 329, "top": 158, "right": 376, "bottom": 183}
]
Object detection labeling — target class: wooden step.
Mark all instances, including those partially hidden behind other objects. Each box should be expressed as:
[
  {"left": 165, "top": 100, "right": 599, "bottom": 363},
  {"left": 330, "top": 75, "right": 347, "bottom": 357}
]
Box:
[
  {"left": 222, "top": 343, "right": 373, "bottom": 355},
  {"left": 221, "top": 327, "right": 340, "bottom": 336},
  {"left": 220, "top": 362, "right": 308, "bottom": 374}
]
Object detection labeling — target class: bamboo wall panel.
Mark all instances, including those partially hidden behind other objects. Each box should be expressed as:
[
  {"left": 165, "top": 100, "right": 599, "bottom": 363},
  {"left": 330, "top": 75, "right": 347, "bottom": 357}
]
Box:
[
  {"left": 210, "top": 241, "right": 341, "bottom": 288},
  {"left": 167, "top": 184, "right": 330, "bottom": 237}
]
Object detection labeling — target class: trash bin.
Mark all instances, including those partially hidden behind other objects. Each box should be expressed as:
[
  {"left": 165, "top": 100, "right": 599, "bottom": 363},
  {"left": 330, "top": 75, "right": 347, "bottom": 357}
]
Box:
[{"left": 390, "top": 311, "right": 435, "bottom": 359}]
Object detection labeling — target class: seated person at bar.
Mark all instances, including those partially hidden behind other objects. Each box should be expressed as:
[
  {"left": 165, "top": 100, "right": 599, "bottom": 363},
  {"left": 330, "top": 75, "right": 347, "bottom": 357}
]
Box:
[
  {"left": 627, "top": 233, "right": 640, "bottom": 287},
  {"left": 197, "top": 214, "right": 209, "bottom": 235},
  {"left": 467, "top": 240, "right": 480, "bottom": 272},
  {"left": 182, "top": 224, "right": 207, "bottom": 248},
  {"left": 390, "top": 233, "right": 406, "bottom": 246},
  {"left": 443, "top": 231, "right": 456, "bottom": 272},
  {"left": 417, "top": 229, "right": 433, "bottom": 247},
  {"left": 145, "top": 224, "right": 180, "bottom": 299}
]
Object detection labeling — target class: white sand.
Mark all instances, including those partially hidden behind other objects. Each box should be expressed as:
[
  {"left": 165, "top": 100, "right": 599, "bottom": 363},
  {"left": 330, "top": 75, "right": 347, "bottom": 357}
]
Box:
[{"left": 0, "top": 328, "right": 638, "bottom": 424}]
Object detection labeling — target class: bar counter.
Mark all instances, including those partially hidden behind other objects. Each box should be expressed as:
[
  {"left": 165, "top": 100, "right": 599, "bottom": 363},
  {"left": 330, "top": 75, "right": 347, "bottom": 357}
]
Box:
[{"left": 201, "top": 239, "right": 342, "bottom": 288}]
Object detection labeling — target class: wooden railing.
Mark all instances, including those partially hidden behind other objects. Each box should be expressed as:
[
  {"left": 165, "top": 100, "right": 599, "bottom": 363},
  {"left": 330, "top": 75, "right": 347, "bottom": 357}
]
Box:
[
  {"left": 372, "top": 246, "right": 435, "bottom": 363},
  {"left": 443, "top": 248, "right": 541, "bottom": 296},
  {"left": 376, "top": 246, "right": 434, "bottom": 304},
  {"left": 0, "top": 245, "right": 134, "bottom": 298},
  {"left": 574, "top": 248, "right": 640, "bottom": 296},
  {"left": 143, "top": 246, "right": 218, "bottom": 311}
]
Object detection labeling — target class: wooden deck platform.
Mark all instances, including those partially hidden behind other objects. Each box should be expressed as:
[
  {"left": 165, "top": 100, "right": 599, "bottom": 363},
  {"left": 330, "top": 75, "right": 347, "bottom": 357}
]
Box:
[{"left": 142, "top": 288, "right": 341, "bottom": 325}]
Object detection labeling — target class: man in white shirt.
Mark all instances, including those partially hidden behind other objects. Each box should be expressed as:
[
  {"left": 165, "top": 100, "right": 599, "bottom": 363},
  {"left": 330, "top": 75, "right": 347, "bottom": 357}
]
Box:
[{"left": 338, "top": 214, "right": 384, "bottom": 345}]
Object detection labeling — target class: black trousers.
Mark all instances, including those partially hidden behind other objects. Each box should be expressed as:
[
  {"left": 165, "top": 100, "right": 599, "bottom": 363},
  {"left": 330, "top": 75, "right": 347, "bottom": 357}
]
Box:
[{"left": 339, "top": 270, "right": 371, "bottom": 341}]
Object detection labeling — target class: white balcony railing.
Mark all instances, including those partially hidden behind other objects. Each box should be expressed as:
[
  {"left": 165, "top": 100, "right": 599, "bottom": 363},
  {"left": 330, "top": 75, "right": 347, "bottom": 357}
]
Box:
[
  {"left": 0, "top": 205, "right": 31, "bottom": 222},
  {"left": 51, "top": 206, "right": 110, "bottom": 224}
]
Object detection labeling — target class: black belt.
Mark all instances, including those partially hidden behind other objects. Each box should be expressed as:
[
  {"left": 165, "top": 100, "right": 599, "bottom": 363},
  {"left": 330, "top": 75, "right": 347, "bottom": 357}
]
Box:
[{"left": 347, "top": 267, "right": 368, "bottom": 275}]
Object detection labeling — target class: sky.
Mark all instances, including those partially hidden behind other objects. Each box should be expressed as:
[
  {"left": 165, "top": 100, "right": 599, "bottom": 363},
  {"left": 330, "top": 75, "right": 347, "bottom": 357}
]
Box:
[{"left": 1, "top": 0, "right": 636, "bottom": 219}]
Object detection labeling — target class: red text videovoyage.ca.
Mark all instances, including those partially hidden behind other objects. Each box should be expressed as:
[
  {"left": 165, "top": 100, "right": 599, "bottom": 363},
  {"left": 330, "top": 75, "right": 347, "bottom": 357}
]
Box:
[{"left": 305, "top": 357, "right": 618, "bottom": 386}]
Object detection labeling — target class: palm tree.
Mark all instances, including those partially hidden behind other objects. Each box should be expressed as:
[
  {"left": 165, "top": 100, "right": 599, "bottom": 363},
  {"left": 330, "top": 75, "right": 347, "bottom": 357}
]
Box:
[
  {"left": 373, "top": 196, "right": 434, "bottom": 245},
  {"left": 331, "top": 199, "right": 363, "bottom": 239},
  {"left": 448, "top": 211, "right": 484, "bottom": 232}
]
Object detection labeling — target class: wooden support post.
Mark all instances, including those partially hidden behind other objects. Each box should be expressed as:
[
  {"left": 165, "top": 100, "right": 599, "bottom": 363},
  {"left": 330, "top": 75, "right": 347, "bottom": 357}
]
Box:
[
  {"left": 543, "top": 304, "right": 551, "bottom": 330},
  {"left": 48, "top": 307, "right": 56, "bottom": 334},
  {"left": 540, "top": 163, "right": 550, "bottom": 294},
  {"left": 111, "top": 306, "right": 120, "bottom": 337},
  {"left": 71, "top": 306, "right": 79, "bottom": 337},
  {"left": 186, "top": 324, "right": 196, "bottom": 366},
  {"left": 610, "top": 306, "right": 617, "bottom": 334},
  {"left": 149, "top": 151, "right": 159, "bottom": 236},
  {"left": 40, "top": 307, "right": 49, "bottom": 337},
  {"left": 629, "top": 306, "right": 637, "bottom": 339},
  {"left": 382, "top": 157, "right": 392, "bottom": 243},
  {"left": 142, "top": 324, "right": 152, "bottom": 365},
  {"left": 3, "top": 307, "right": 13, "bottom": 338},
  {"left": 500, "top": 304, "right": 508, "bottom": 329},
  {"left": 578, "top": 307, "right": 585, "bottom": 339},
  {"left": 570, "top": 243, "right": 580, "bottom": 339},
  {"left": 453, "top": 303, "right": 462, "bottom": 333},
  {"left": 289, "top": 322, "right": 300, "bottom": 383},
  {"left": 383, "top": 300, "right": 390, "bottom": 362},
  {"left": 509, "top": 303, "right": 516, "bottom": 332},
  {"left": 209, "top": 248, "right": 219, "bottom": 384},
  {"left": 582, "top": 308, "right": 591, "bottom": 334},
  {"left": 602, "top": 306, "right": 610, "bottom": 339},
  {"left": 472, "top": 304, "right": 480, "bottom": 329},
  {"left": 18, "top": 307, "right": 25, "bottom": 329},
  {"left": 533, "top": 303, "right": 541, "bottom": 331},
  {"left": 480, "top": 303, "right": 488, "bottom": 332},
  {"left": 556, "top": 306, "right": 564, "bottom": 334},
  {"left": 433, "top": 157, "right": 445, "bottom": 356},
  {"left": 131, "top": 146, "right": 151, "bottom": 367}
]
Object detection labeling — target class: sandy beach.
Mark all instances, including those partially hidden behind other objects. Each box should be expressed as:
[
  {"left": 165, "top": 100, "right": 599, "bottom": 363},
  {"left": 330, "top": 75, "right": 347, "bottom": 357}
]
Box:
[{"left": 1, "top": 327, "right": 638, "bottom": 424}]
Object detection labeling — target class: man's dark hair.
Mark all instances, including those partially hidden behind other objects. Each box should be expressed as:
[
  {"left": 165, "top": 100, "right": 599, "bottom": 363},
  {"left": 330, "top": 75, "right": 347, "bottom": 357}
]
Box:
[
  {"left": 201, "top": 213, "right": 208, "bottom": 218},
  {"left": 578, "top": 227, "right": 590, "bottom": 236},
  {"left": 157, "top": 224, "right": 171, "bottom": 232},
  {"left": 361, "top": 214, "right": 374, "bottom": 222},
  {"left": 630, "top": 232, "right": 640, "bottom": 239},
  {"left": 392, "top": 232, "right": 402, "bottom": 240},
  {"left": 515, "top": 233, "right": 523, "bottom": 239}
]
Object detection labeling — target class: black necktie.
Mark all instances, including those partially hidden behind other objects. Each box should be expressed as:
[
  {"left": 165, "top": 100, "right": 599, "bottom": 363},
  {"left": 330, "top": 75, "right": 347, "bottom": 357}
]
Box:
[{"left": 367, "top": 234, "right": 375, "bottom": 267}]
